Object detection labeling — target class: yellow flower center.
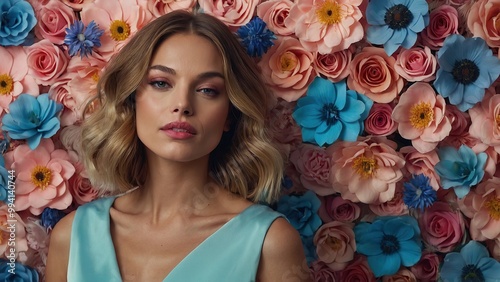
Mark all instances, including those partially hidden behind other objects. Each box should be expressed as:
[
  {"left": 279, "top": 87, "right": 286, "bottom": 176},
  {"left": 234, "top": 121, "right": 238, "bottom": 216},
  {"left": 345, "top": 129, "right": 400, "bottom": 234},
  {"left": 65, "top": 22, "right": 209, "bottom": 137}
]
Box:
[
  {"left": 0, "top": 74, "right": 14, "bottom": 95},
  {"left": 326, "top": 236, "right": 342, "bottom": 251},
  {"left": 109, "top": 20, "right": 130, "bottom": 41},
  {"left": 31, "top": 165, "right": 52, "bottom": 190},
  {"left": 316, "top": 0, "right": 344, "bottom": 25},
  {"left": 92, "top": 71, "right": 100, "bottom": 83},
  {"left": 485, "top": 196, "right": 500, "bottom": 220},
  {"left": 496, "top": 114, "right": 500, "bottom": 128},
  {"left": 352, "top": 155, "right": 377, "bottom": 178},
  {"left": 279, "top": 51, "right": 298, "bottom": 71},
  {"left": 409, "top": 102, "right": 433, "bottom": 130}
]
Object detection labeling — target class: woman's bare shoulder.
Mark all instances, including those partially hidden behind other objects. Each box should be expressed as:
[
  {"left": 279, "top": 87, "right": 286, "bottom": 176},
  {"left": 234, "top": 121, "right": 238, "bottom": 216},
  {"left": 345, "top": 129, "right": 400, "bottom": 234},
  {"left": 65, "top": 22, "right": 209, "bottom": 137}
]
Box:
[{"left": 45, "top": 210, "right": 76, "bottom": 282}]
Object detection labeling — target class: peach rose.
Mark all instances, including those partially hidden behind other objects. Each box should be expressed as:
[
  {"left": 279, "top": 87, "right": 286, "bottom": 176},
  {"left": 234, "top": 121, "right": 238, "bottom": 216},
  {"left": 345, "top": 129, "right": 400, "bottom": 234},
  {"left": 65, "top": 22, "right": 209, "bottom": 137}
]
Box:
[
  {"left": 69, "top": 168, "right": 98, "bottom": 205},
  {"left": 445, "top": 104, "right": 471, "bottom": 137},
  {"left": 364, "top": 103, "right": 398, "bottom": 136},
  {"left": 318, "top": 195, "right": 360, "bottom": 223},
  {"left": 336, "top": 255, "right": 376, "bottom": 282},
  {"left": 26, "top": 39, "right": 70, "bottom": 86},
  {"left": 400, "top": 146, "right": 441, "bottom": 190},
  {"left": 142, "top": 0, "right": 197, "bottom": 18},
  {"left": 313, "top": 49, "right": 352, "bottom": 83},
  {"left": 469, "top": 92, "right": 500, "bottom": 154},
  {"left": 290, "top": 144, "right": 332, "bottom": 196},
  {"left": 34, "top": 0, "right": 76, "bottom": 44},
  {"left": 309, "top": 260, "right": 339, "bottom": 282},
  {"left": 313, "top": 221, "right": 356, "bottom": 271},
  {"left": 259, "top": 36, "right": 316, "bottom": 101},
  {"left": 421, "top": 5, "right": 459, "bottom": 50},
  {"left": 409, "top": 251, "right": 441, "bottom": 282},
  {"left": 48, "top": 75, "right": 78, "bottom": 126},
  {"left": 468, "top": 0, "right": 500, "bottom": 48},
  {"left": 394, "top": 47, "right": 437, "bottom": 82},
  {"left": 382, "top": 268, "right": 417, "bottom": 282},
  {"left": 256, "top": 0, "right": 294, "bottom": 36},
  {"left": 199, "top": 0, "right": 258, "bottom": 30},
  {"left": 347, "top": 47, "right": 404, "bottom": 104},
  {"left": 369, "top": 184, "right": 408, "bottom": 216}
]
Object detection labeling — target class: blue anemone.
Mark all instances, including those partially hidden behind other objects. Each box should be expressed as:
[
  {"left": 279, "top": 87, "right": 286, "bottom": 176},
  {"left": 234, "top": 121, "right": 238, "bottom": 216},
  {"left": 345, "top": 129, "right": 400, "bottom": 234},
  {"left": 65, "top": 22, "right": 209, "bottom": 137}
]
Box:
[
  {"left": 403, "top": 174, "right": 437, "bottom": 211},
  {"left": 236, "top": 17, "right": 276, "bottom": 58},
  {"left": 64, "top": 20, "right": 104, "bottom": 58}
]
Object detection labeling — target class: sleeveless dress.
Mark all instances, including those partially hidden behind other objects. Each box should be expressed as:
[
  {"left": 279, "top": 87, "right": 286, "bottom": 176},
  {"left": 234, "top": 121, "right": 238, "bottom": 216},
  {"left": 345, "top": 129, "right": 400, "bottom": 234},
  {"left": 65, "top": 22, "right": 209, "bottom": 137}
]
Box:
[{"left": 67, "top": 196, "right": 283, "bottom": 282}]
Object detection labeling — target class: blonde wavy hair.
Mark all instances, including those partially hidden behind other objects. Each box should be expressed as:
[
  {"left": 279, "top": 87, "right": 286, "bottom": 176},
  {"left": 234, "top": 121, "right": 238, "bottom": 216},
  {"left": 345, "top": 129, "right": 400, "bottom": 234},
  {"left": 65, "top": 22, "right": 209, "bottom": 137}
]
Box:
[{"left": 81, "top": 10, "right": 284, "bottom": 204}]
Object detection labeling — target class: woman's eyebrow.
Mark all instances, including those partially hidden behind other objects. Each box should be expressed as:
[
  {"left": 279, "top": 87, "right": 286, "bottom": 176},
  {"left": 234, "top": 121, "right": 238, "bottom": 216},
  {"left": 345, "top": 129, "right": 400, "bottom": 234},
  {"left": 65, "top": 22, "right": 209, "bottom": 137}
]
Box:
[{"left": 149, "top": 65, "right": 224, "bottom": 80}]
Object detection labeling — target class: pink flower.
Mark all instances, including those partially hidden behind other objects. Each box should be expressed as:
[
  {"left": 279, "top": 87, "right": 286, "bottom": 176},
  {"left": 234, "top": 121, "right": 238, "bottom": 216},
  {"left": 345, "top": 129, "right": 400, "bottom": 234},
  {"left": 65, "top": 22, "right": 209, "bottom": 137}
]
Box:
[
  {"left": 336, "top": 255, "right": 376, "bottom": 282},
  {"left": 11, "top": 139, "right": 75, "bottom": 215},
  {"left": 400, "top": 146, "right": 441, "bottom": 191},
  {"left": 60, "top": 0, "right": 95, "bottom": 11},
  {"left": 392, "top": 82, "right": 452, "bottom": 153},
  {"left": 256, "top": 0, "right": 294, "bottom": 36},
  {"left": 467, "top": 177, "right": 500, "bottom": 240},
  {"left": 364, "top": 103, "right": 398, "bottom": 136},
  {"left": 488, "top": 239, "right": 500, "bottom": 261},
  {"left": 469, "top": 92, "right": 500, "bottom": 154},
  {"left": 418, "top": 201, "right": 466, "bottom": 252},
  {"left": 259, "top": 36, "right": 316, "bottom": 102},
  {"left": 409, "top": 251, "right": 441, "bottom": 282},
  {"left": 68, "top": 165, "right": 98, "bottom": 205},
  {"left": 285, "top": 0, "right": 364, "bottom": 54},
  {"left": 327, "top": 136, "right": 405, "bottom": 204},
  {"left": 420, "top": 5, "right": 459, "bottom": 50},
  {"left": 382, "top": 268, "right": 417, "bottom": 282},
  {"left": 290, "top": 144, "right": 332, "bottom": 196},
  {"left": 0, "top": 46, "right": 39, "bottom": 115},
  {"left": 444, "top": 104, "right": 471, "bottom": 137},
  {"left": 369, "top": 183, "right": 408, "bottom": 216},
  {"left": 313, "top": 221, "right": 356, "bottom": 271},
  {"left": 33, "top": 0, "right": 77, "bottom": 44},
  {"left": 347, "top": 47, "right": 404, "bottom": 104},
  {"left": 313, "top": 48, "right": 352, "bottom": 82},
  {"left": 318, "top": 195, "right": 360, "bottom": 223},
  {"left": 0, "top": 203, "right": 29, "bottom": 261},
  {"left": 467, "top": 0, "right": 500, "bottom": 48},
  {"left": 394, "top": 47, "right": 437, "bottom": 82},
  {"left": 139, "top": 0, "right": 196, "bottom": 18},
  {"left": 198, "top": 0, "right": 258, "bottom": 30},
  {"left": 309, "top": 260, "right": 339, "bottom": 282},
  {"left": 26, "top": 39, "right": 70, "bottom": 86},
  {"left": 24, "top": 217, "right": 50, "bottom": 264},
  {"left": 268, "top": 99, "right": 302, "bottom": 154},
  {"left": 48, "top": 75, "right": 77, "bottom": 126}
]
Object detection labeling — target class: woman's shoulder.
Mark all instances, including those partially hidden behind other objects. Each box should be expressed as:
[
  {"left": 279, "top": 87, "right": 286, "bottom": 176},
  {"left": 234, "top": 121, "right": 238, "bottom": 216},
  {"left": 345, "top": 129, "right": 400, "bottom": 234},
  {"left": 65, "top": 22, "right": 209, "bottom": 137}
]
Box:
[{"left": 45, "top": 209, "right": 76, "bottom": 281}]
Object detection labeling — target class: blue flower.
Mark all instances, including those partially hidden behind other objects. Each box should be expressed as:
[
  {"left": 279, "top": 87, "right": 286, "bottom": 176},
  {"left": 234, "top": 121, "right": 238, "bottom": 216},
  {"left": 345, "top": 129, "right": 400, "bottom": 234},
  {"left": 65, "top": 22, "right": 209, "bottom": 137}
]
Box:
[
  {"left": 41, "top": 208, "right": 67, "bottom": 230},
  {"left": 403, "top": 174, "right": 436, "bottom": 211},
  {"left": 440, "top": 241, "right": 500, "bottom": 282},
  {"left": 236, "top": 17, "right": 276, "bottom": 58},
  {"left": 1, "top": 94, "right": 63, "bottom": 150},
  {"left": 292, "top": 77, "right": 373, "bottom": 146},
  {"left": 0, "top": 155, "right": 9, "bottom": 203},
  {"left": 0, "top": 0, "right": 37, "bottom": 46},
  {"left": 354, "top": 216, "right": 422, "bottom": 277},
  {"left": 64, "top": 20, "right": 104, "bottom": 58},
  {"left": 366, "top": 0, "right": 429, "bottom": 56},
  {"left": 435, "top": 145, "right": 487, "bottom": 199},
  {"left": 434, "top": 35, "right": 500, "bottom": 112},
  {"left": 276, "top": 191, "right": 322, "bottom": 237},
  {"left": 301, "top": 235, "right": 317, "bottom": 266},
  {"left": 0, "top": 259, "right": 39, "bottom": 281}
]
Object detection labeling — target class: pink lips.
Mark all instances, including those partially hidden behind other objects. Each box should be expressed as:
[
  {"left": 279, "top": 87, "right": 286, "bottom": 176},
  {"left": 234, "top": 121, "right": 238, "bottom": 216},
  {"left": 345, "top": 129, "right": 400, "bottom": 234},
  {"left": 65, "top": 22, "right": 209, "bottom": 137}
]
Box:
[{"left": 161, "top": 121, "right": 196, "bottom": 139}]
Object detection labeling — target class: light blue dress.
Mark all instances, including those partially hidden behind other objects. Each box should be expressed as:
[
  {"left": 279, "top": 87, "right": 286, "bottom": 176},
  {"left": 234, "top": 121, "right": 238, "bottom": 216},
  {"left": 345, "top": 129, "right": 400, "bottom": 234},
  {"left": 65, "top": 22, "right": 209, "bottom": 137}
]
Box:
[{"left": 67, "top": 196, "right": 283, "bottom": 281}]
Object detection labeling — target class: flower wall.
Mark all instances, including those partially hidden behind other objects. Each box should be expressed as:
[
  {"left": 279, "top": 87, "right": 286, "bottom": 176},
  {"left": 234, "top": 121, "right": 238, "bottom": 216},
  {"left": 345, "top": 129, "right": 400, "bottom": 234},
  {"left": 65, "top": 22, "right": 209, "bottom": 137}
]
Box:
[{"left": 1, "top": 0, "right": 500, "bottom": 280}]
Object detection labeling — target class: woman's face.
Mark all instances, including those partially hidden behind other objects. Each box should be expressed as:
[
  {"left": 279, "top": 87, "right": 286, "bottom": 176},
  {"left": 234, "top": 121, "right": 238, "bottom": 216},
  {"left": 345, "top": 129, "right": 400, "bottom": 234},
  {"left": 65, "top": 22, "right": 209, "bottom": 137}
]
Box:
[{"left": 135, "top": 33, "right": 230, "bottom": 164}]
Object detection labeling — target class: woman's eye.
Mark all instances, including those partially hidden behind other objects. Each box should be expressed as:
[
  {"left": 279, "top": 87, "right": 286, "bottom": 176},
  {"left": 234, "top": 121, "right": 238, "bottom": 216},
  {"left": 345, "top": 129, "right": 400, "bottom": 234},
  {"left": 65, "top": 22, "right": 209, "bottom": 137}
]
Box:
[
  {"left": 149, "top": 81, "right": 169, "bottom": 89},
  {"left": 198, "top": 88, "right": 219, "bottom": 96}
]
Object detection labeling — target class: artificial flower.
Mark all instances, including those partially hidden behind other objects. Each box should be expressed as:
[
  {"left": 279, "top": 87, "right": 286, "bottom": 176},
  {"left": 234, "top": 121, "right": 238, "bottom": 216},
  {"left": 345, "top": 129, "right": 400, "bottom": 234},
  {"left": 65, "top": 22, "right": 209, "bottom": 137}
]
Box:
[
  {"left": 309, "top": 260, "right": 338, "bottom": 282},
  {"left": 354, "top": 216, "right": 422, "bottom": 277},
  {"left": 26, "top": 39, "right": 70, "bottom": 86},
  {"left": 336, "top": 255, "right": 376, "bottom": 282},
  {"left": 420, "top": 4, "right": 459, "bottom": 50},
  {"left": 198, "top": 0, "right": 259, "bottom": 30},
  {"left": 256, "top": 0, "right": 294, "bottom": 36},
  {"left": 0, "top": 156, "right": 9, "bottom": 203},
  {"left": 0, "top": 0, "right": 37, "bottom": 46},
  {"left": 400, "top": 146, "right": 441, "bottom": 191},
  {"left": 33, "top": 0, "right": 76, "bottom": 45},
  {"left": 141, "top": 0, "right": 196, "bottom": 18},
  {"left": 289, "top": 144, "right": 332, "bottom": 196},
  {"left": 301, "top": 235, "right": 318, "bottom": 265},
  {"left": 409, "top": 251, "right": 441, "bottom": 282},
  {"left": 314, "top": 221, "right": 356, "bottom": 271},
  {"left": 394, "top": 46, "right": 437, "bottom": 82},
  {"left": 313, "top": 48, "right": 352, "bottom": 83},
  {"left": 40, "top": 207, "right": 67, "bottom": 230},
  {"left": 369, "top": 185, "right": 408, "bottom": 216},
  {"left": 0, "top": 203, "right": 29, "bottom": 260},
  {"left": 268, "top": 99, "right": 302, "bottom": 153},
  {"left": 467, "top": 0, "right": 500, "bottom": 49},
  {"left": 276, "top": 190, "right": 322, "bottom": 238},
  {"left": 366, "top": 0, "right": 429, "bottom": 56},
  {"left": 382, "top": 268, "right": 416, "bottom": 282},
  {"left": 0, "top": 260, "right": 39, "bottom": 282},
  {"left": 236, "top": 17, "right": 276, "bottom": 58},
  {"left": 433, "top": 34, "right": 500, "bottom": 112},
  {"left": 466, "top": 178, "right": 500, "bottom": 241},
  {"left": 402, "top": 174, "right": 437, "bottom": 211},
  {"left": 318, "top": 195, "right": 360, "bottom": 223},
  {"left": 364, "top": 103, "right": 398, "bottom": 137},
  {"left": 64, "top": 20, "right": 104, "bottom": 59},
  {"left": 435, "top": 145, "right": 487, "bottom": 199},
  {"left": 469, "top": 92, "right": 500, "bottom": 154},
  {"left": 292, "top": 77, "right": 372, "bottom": 146},
  {"left": 440, "top": 240, "right": 500, "bottom": 282}
]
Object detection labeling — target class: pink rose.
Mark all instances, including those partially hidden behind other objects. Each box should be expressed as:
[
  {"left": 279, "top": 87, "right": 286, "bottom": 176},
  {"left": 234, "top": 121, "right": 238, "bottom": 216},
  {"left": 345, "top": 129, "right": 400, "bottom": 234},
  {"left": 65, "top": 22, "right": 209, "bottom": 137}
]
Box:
[
  {"left": 409, "top": 251, "right": 441, "bottom": 282},
  {"left": 34, "top": 0, "right": 76, "bottom": 44},
  {"left": 421, "top": 5, "right": 459, "bottom": 50},
  {"left": 369, "top": 183, "right": 408, "bottom": 216},
  {"left": 142, "top": 0, "right": 197, "bottom": 18},
  {"left": 468, "top": 0, "right": 500, "bottom": 48},
  {"left": 418, "top": 201, "right": 466, "bottom": 252},
  {"left": 69, "top": 168, "right": 99, "bottom": 205},
  {"left": 309, "top": 260, "right": 339, "bottom": 282},
  {"left": 26, "top": 39, "right": 70, "bottom": 86},
  {"left": 290, "top": 144, "right": 332, "bottom": 196},
  {"left": 259, "top": 36, "right": 316, "bottom": 101},
  {"left": 394, "top": 47, "right": 437, "bottom": 82},
  {"left": 313, "top": 49, "right": 352, "bottom": 83},
  {"left": 318, "top": 195, "right": 360, "bottom": 223},
  {"left": 336, "top": 255, "right": 376, "bottom": 282},
  {"left": 257, "top": 0, "right": 294, "bottom": 36},
  {"left": 400, "top": 146, "right": 440, "bottom": 190},
  {"left": 314, "top": 221, "right": 356, "bottom": 271},
  {"left": 48, "top": 75, "right": 78, "bottom": 126},
  {"left": 268, "top": 99, "right": 302, "bottom": 153},
  {"left": 445, "top": 104, "right": 471, "bottom": 137},
  {"left": 347, "top": 47, "right": 404, "bottom": 104},
  {"left": 469, "top": 92, "right": 500, "bottom": 154},
  {"left": 198, "top": 0, "right": 258, "bottom": 30},
  {"left": 382, "top": 268, "right": 417, "bottom": 282},
  {"left": 364, "top": 103, "right": 398, "bottom": 136},
  {"left": 60, "top": 0, "right": 95, "bottom": 11}
]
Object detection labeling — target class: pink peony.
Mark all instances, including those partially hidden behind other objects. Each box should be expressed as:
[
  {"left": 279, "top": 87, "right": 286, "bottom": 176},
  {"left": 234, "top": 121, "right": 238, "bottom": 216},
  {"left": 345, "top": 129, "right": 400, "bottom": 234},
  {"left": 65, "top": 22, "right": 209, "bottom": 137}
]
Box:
[
  {"left": 394, "top": 47, "right": 437, "bottom": 82},
  {"left": 313, "top": 221, "right": 356, "bottom": 271},
  {"left": 364, "top": 103, "right": 398, "bottom": 136},
  {"left": 467, "top": 0, "right": 500, "bottom": 48},
  {"left": 369, "top": 183, "right": 408, "bottom": 216},
  {"left": 309, "top": 260, "right": 339, "bottom": 282},
  {"left": 318, "top": 195, "right": 360, "bottom": 223},
  {"left": 469, "top": 92, "right": 500, "bottom": 154},
  {"left": 139, "top": 0, "right": 197, "bottom": 18},
  {"left": 336, "top": 255, "right": 376, "bottom": 282},
  {"left": 409, "top": 251, "right": 441, "bottom": 282},
  {"left": 327, "top": 136, "right": 405, "bottom": 204},
  {"left": 11, "top": 139, "right": 75, "bottom": 215},
  {"left": 347, "top": 47, "right": 404, "bottom": 104},
  {"left": 259, "top": 36, "right": 316, "bottom": 101},
  {"left": 467, "top": 177, "right": 500, "bottom": 240},
  {"left": 33, "top": 0, "right": 77, "bottom": 44},
  {"left": 418, "top": 201, "right": 466, "bottom": 252},
  {"left": 257, "top": 0, "right": 294, "bottom": 36},
  {"left": 421, "top": 4, "right": 459, "bottom": 50},
  {"left": 284, "top": 0, "right": 364, "bottom": 54},
  {"left": 0, "top": 203, "right": 29, "bottom": 261},
  {"left": 313, "top": 48, "right": 352, "bottom": 82},
  {"left": 400, "top": 146, "right": 441, "bottom": 190},
  {"left": 382, "top": 268, "right": 417, "bottom": 282},
  {"left": 60, "top": 0, "right": 95, "bottom": 11},
  {"left": 26, "top": 39, "right": 70, "bottom": 86},
  {"left": 198, "top": 0, "right": 258, "bottom": 30},
  {"left": 290, "top": 144, "right": 332, "bottom": 196},
  {"left": 392, "top": 82, "right": 452, "bottom": 153}
]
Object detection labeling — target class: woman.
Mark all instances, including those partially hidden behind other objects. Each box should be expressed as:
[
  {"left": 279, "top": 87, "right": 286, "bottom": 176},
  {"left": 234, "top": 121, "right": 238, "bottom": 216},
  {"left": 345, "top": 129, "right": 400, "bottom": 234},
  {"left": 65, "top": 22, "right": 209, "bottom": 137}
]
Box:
[{"left": 45, "top": 10, "right": 308, "bottom": 282}]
